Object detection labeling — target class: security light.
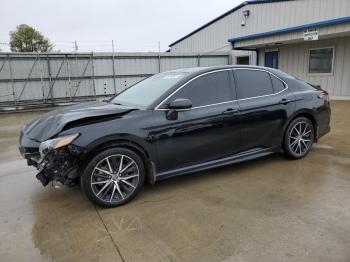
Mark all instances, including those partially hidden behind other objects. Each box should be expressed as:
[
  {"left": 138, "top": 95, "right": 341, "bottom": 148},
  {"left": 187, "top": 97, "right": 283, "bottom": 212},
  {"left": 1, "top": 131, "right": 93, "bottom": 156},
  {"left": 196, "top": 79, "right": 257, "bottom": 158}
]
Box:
[
  {"left": 241, "top": 10, "right": 250, "bottom": 27},
  {"left": 243, "top": 10, "right": 250, "bottom": 17}
]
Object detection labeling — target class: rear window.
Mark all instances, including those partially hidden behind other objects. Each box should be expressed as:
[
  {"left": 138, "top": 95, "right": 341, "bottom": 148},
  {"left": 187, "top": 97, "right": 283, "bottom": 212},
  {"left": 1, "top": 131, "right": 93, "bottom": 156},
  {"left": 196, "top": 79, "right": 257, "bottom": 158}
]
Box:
[
  {"left": 270, "top": 75, "right": 286, "bottom": 93},
  {"left": 235, "top": 69, "right": 274, "bottom": 99}
]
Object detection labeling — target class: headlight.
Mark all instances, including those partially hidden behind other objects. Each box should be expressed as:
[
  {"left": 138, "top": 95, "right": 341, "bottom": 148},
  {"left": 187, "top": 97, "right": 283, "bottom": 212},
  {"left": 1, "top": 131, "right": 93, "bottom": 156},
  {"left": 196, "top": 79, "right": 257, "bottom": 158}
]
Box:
[{"left": 39, "top": 134, "right": 79, "bottom": 158}]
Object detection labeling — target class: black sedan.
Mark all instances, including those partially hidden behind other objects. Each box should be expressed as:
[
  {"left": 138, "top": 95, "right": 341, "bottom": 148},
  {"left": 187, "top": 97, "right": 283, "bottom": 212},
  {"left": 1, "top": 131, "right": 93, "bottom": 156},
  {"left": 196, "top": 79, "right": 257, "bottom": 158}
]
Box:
[{"left": 19, "top": 66, "right": 331, "bottom": 207}]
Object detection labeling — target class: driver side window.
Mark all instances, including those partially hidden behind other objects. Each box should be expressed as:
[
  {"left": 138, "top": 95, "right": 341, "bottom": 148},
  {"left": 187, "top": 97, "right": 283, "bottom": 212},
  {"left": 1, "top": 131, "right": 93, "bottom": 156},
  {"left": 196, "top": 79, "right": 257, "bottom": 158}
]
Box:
[{"left": 164, "top": 70, "right": 233, "bottom": 108}]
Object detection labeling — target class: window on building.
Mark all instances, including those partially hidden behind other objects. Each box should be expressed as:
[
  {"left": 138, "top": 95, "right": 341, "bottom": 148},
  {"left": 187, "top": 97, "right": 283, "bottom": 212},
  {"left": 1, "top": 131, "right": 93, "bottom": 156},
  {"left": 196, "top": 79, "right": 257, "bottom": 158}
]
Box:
[
  {"left": 234, "top": 69, "right": 274, "bottom": 99},
  {"left": 167, "top": 71, "right": 232, "bottom": 107},
  {"left": 309, "top": 47, "right": 334, "bottom": 74},
  {"left": 236, "top": 56, "right": 250, "bottom": 65}
]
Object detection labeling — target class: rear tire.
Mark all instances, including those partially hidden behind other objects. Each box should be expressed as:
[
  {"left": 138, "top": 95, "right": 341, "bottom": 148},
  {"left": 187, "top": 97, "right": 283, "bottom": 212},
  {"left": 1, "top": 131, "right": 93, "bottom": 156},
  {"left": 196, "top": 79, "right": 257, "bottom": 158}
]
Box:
[
  {"left": 81, "top": 147, "right": 145, "bottom": 208},
  {"left": 283, "top": 117, "right": 314, "bottom": 160}
]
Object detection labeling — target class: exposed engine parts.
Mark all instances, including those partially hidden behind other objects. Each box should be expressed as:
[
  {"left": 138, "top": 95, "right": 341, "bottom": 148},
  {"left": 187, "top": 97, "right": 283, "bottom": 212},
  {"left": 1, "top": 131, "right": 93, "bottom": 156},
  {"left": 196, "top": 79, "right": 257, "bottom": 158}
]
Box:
[{"left": 34, "top": 146, "right": 82, "bottom": 187}]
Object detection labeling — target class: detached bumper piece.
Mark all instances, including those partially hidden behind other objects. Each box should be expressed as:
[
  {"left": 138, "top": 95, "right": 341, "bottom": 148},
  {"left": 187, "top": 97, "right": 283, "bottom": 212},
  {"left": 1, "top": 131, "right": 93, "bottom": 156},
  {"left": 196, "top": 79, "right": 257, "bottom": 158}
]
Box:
[{"left": 36, "top": 171, "right": 51, "bottom": 187}]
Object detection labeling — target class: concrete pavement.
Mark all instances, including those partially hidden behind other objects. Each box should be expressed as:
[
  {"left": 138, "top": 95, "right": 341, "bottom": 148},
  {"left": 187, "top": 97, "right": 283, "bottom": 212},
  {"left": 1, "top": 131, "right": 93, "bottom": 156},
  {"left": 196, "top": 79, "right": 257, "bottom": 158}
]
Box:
[{"left": 0, "top": 101, "right": 349, "bottom": 262}]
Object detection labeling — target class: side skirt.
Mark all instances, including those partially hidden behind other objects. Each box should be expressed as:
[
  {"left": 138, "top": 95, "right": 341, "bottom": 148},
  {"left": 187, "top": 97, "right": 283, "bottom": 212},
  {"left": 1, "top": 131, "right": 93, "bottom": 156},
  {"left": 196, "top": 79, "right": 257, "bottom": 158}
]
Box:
[{"left": 156, "top": 147, "right": 277, "bottom": 181}]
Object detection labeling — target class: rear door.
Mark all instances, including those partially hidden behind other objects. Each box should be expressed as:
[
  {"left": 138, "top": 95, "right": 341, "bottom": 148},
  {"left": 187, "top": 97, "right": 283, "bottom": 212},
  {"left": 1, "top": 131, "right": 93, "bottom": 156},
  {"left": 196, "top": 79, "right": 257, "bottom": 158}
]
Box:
[
  {"left": 233, "top": 69, "right": 294, "bottom": 151},
  {"left": 150, "top": 70, "right": 241, "bottom": 174}
]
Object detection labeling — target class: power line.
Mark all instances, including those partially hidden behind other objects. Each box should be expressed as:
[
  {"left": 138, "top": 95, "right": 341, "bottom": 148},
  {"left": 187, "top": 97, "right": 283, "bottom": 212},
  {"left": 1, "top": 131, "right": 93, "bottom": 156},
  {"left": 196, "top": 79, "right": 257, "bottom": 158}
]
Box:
[{"left": 0, "top": 39, "right": 176, "bottom": 53}]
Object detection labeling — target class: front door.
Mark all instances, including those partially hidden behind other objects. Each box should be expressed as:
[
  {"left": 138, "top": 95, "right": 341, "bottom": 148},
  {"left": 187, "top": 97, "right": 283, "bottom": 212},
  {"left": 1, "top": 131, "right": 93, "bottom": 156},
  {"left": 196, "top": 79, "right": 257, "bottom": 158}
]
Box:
[
  {"left": 150, "top": 70, "right": 241, "bottom": 174},
  {"left": 265, "top": 51, "right": 279, "bottom": 69}
]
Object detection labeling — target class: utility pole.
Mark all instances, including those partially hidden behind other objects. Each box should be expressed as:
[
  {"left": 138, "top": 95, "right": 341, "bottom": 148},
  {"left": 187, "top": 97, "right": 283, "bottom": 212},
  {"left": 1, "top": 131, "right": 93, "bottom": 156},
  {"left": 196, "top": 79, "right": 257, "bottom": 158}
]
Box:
[
  {"left": 74, "top": 41, "right": 78, "bottom": 52},
  {"left": 112, "top": 40, "right": 115, "bottom": 53},
  {"left": 111, "top": 40, "right": 117, "bottom": 94},
  {"left": 158, "top": 41, "right": 161, "bottom": 72}
]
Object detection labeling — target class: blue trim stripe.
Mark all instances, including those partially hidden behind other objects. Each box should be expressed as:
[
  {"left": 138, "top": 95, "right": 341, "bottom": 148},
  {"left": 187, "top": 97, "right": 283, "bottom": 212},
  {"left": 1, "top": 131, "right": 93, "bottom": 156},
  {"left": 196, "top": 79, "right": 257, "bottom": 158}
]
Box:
[
  {"left": 229, "top": 16, "right": 350, "bottom": 46},
  {"left": 169, "top": 0, "right": 293, "bottom": 47}
]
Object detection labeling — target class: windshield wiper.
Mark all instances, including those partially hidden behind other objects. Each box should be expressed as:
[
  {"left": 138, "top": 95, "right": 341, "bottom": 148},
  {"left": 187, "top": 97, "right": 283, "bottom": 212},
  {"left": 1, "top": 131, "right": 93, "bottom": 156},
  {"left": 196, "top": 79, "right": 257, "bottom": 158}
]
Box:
[
  {"left": 111, "top": 102, "right": 123, "bottom": 106},
  {"left": 103, "top": 98, "right": 122, "bottom": 105}
]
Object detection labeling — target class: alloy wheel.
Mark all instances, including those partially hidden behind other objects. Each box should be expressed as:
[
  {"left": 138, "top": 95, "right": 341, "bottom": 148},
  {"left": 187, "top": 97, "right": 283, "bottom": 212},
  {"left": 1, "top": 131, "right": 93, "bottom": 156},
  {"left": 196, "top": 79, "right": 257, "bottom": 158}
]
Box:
[
  {"left": 90, "top": 154, "right": 140, "bottom": 203},
  {"left": 289, "top": 121, "right": 313, "bottom": 156}
]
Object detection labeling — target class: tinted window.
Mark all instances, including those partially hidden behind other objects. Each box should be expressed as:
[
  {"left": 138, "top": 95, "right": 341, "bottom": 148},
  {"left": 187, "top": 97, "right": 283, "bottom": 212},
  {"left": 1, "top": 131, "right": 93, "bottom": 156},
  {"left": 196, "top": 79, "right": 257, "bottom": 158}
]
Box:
[
  {"left": 167, "top": 71, "right": 232, "bottom": 107},
  {"left": 235, "top": 70, "right": 273, "bottom": 99},
  {"left": 270, "top": 74, "right": 285, "bottom": 93}
]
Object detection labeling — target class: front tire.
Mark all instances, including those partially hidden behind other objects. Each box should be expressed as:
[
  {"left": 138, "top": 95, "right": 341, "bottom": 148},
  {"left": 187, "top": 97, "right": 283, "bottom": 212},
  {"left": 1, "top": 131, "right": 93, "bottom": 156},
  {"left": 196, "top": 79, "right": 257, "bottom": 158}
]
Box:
[
  {"left": 81, "top": 147, "right": 145, "bottom": 208},
  {"left": 283, "top": 117, "right": 315, "bottom": 160}
]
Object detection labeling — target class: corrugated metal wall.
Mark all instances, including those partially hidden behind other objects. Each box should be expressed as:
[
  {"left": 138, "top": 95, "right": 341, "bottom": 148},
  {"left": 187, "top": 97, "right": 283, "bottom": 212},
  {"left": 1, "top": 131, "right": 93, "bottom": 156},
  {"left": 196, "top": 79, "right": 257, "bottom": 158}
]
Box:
[
  {"left": 258, "top": 36, "right": 350, "bottom": 96},
  {"left": 170, "top": 0, "right": 350, "bottom": 52},
  {"left": 0, "top": 52, "right": 230, "bottom": 105}
]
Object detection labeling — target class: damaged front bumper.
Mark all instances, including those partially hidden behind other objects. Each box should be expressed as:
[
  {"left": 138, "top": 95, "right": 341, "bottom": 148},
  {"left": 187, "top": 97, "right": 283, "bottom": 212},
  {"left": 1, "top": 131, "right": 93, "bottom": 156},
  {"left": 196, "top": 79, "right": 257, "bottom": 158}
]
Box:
[
  {"left": 19, "top": 131, "right": 83, "bottom": 187},
  {"left": 34, "top": 147, "right": 81, "bottom": 187}
]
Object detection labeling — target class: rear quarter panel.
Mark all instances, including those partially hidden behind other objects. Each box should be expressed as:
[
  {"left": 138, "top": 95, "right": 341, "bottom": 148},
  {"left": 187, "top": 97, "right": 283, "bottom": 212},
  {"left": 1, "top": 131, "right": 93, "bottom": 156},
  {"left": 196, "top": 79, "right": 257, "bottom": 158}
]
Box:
[{"left": 283, "top": 77, "right": 331, "bottom": 140}]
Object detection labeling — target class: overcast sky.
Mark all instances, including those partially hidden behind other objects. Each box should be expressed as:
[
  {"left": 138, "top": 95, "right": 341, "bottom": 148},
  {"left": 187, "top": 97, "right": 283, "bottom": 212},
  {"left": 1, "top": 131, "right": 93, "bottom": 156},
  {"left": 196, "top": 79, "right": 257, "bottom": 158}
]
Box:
[{"left": 0, "top": 0, "right": 242, "bottom": 52}]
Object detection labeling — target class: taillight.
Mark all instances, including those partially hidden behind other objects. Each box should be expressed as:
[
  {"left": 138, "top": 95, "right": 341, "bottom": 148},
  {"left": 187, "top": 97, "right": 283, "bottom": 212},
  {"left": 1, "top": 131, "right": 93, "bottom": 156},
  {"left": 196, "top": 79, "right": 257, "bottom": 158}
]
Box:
[{"left": 318, "top": 90, "right": 329, "bottom": 102}]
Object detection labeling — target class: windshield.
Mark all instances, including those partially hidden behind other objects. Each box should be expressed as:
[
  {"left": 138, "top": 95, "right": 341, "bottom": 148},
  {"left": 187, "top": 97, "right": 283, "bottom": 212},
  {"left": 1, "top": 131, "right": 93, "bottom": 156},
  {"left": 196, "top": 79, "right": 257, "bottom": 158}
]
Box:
[{"left": 111, "top": 71, "right": 189, "bottom": 108}]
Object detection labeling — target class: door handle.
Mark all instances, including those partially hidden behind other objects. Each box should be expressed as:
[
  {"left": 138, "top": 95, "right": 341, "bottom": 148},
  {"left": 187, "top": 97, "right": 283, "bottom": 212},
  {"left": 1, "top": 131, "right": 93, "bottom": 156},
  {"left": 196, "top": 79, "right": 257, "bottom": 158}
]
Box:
[
  {"left": 279, "top": 98, "right": 293, "bottom": 105},
  {"left": 222, "top": 108, "right": 240, "bottom": 115}
]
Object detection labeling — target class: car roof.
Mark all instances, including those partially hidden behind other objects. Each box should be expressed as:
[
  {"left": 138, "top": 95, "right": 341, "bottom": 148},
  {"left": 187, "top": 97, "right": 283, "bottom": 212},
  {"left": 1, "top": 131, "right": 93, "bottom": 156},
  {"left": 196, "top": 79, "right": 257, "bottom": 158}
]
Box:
[
  {"left": 165, "top": 65, "right": 288, "bottom": 78},
  {"left": 148, "top": 65, "right": 294, "bottom": 110}
]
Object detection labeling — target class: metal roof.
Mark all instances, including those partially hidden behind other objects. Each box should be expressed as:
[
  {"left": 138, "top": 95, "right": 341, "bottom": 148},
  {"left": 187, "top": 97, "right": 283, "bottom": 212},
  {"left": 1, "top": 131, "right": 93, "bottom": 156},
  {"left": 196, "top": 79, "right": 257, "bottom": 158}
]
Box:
[
  {"left": 228, "top": 16, "right": 350, "bottom": 47},
  {"left": 169, "top": 0, "right": 294, "bottom": 47}
]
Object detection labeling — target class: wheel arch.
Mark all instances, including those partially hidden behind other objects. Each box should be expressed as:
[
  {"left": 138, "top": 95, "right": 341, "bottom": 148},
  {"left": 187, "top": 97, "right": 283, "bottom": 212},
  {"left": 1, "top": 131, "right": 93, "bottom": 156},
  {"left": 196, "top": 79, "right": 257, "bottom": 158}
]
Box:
[
  {"left": 81, "top": 137, "right": 157, "bottom": 184},
  {"left": 282, "top": 110, "right": 318, "bottom": 144}
]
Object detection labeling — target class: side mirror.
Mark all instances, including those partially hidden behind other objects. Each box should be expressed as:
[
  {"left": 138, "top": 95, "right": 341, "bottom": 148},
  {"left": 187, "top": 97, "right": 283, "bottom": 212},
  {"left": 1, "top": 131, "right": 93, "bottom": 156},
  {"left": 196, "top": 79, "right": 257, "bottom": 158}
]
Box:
[
  {"left": 168, "top": 98, "right": 192, "bottom": 111},
  {"left": 166, "top": 98, "right": 192, "bottom": 120}
]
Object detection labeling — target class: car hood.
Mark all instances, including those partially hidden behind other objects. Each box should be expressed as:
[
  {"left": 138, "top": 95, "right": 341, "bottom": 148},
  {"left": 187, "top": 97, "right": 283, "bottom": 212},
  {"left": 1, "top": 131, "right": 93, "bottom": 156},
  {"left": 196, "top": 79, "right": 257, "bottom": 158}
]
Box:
[{"left": 23, "top": 101, "right": 136, "bottom": 142}]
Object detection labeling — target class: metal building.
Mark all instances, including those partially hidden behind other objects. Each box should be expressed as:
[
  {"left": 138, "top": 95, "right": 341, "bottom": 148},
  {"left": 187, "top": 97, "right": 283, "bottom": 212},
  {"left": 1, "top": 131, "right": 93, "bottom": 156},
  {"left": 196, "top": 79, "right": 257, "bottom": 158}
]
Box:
[{"left": 169, "top": 0, "right": 350, "bottom": 98}]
